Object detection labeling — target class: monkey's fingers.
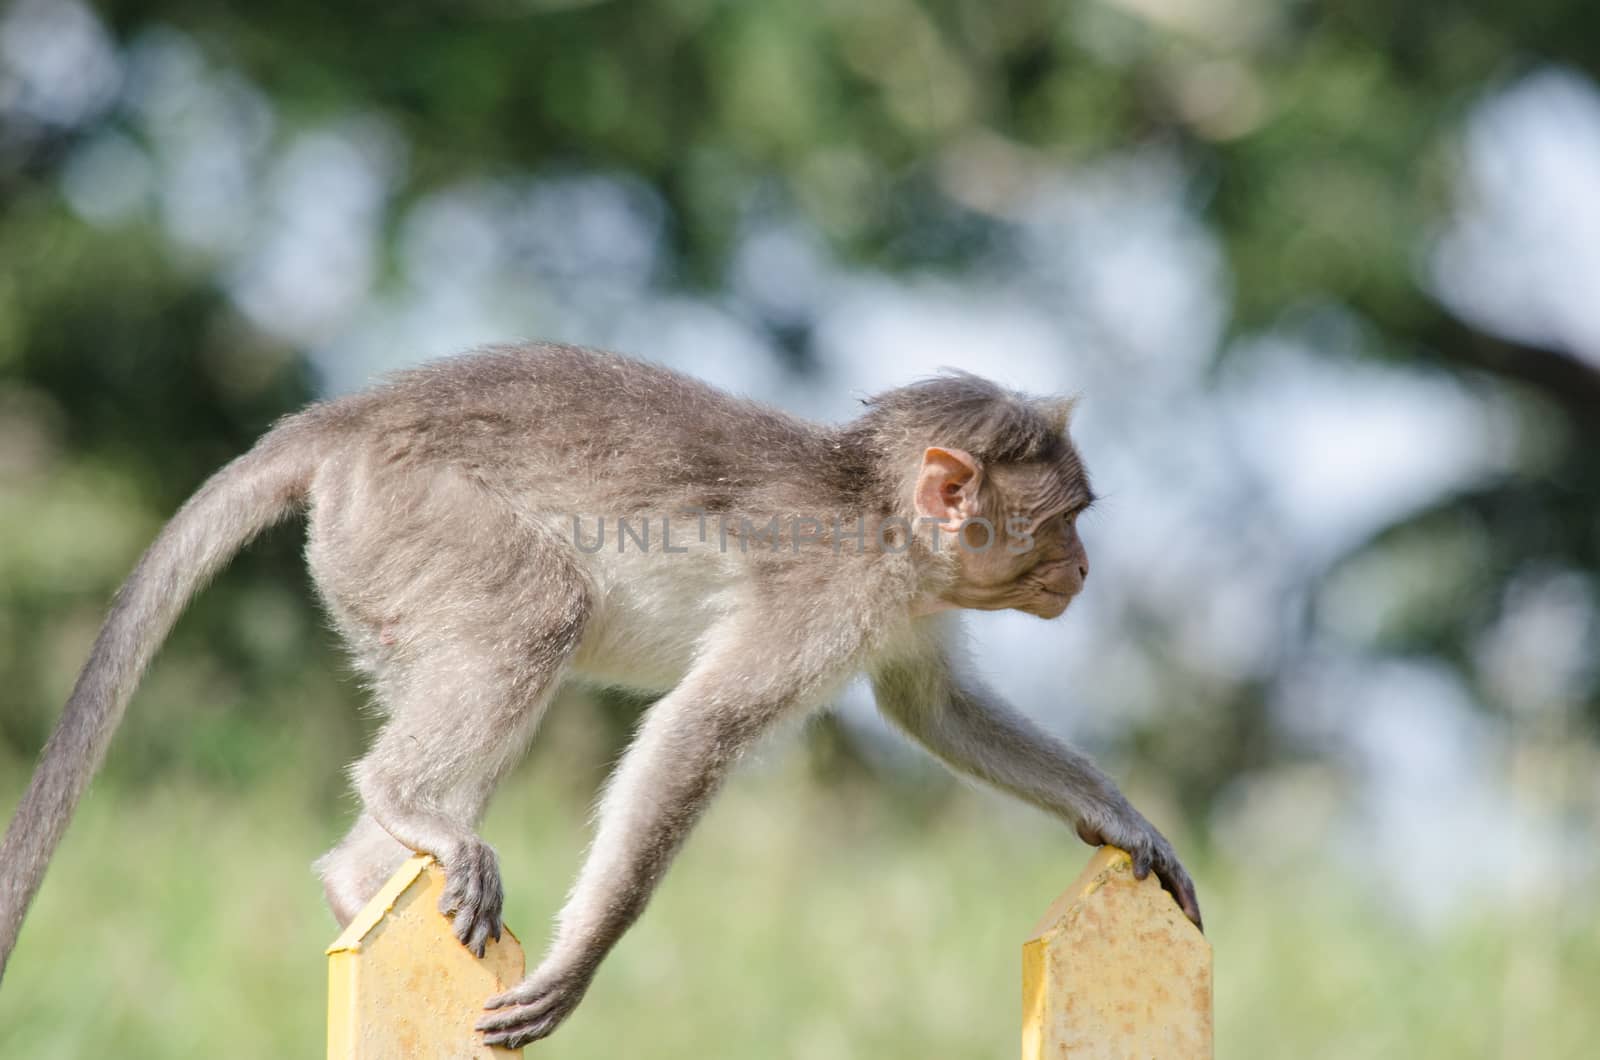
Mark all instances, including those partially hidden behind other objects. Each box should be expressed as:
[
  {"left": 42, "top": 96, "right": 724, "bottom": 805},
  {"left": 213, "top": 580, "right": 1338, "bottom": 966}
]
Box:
[
  {"left": 484, "top": 975, "right": 557, "bottom": 1012},
  {"left": 477, "top": 980, "right": 580, "bottom": 1048},
  {"left": 439, "top": 841, "right": 505, "bottom": 958},
  {"left": 481, "top": 1014, "right": 561, "bottom": 1050},
  {"left": 476, "top": 992, "right": 561, "bottom": 1031},
  {"left": 484, "top": 980, "right": 536, "bottom": 1011},
  {"left": 463, "top": 912, "right": 501, "bottom": 959},
  {"left": 444, "top": 897, "right": 492, "bottom": 958},
  {"left": 477, "top": 1001, "right": 562, "bottom": 1048},
  {"left": 1155, "top": 864, "right": 1204, "bottom": 933}
]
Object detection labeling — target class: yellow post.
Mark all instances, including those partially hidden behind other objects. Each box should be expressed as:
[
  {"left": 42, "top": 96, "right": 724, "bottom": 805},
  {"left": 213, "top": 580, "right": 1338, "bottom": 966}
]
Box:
[
  {"left": 1023, "top": 846, "right": 1213, "bottom": 1059},
  {"left": 327, "top": 855, "right": 526, "bottom": 1059}
]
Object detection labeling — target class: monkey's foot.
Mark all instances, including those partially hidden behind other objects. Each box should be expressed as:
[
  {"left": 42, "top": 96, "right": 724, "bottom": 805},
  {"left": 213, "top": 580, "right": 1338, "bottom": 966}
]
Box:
[
  {"left": 438, "top": 837, "right": 504, "bottom": 957},
  {"left": 476, "top": 961, "right": 592, "bottom": 1048}
]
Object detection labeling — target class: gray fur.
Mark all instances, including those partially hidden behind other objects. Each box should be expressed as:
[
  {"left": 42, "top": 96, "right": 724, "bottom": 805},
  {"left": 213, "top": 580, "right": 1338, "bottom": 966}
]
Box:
[{"left": 0, "top": 343, "right": 1199, "bottom": 1045}]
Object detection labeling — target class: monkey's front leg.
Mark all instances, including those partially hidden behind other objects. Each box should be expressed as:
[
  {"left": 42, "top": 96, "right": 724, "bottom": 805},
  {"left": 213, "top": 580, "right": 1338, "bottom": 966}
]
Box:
[
  {"left": 872, "top": 657, "right": 1203, "bottom": 928},
  {"left": 476, "top": 679, "right": 788, "bottom": 1048}
]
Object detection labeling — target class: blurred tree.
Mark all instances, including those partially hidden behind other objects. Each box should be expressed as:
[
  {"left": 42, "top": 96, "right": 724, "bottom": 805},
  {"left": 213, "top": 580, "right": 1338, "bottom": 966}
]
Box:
[
  {"left": 2, "top": 0, "right": 1596, "bottom": 804},
  {"left": 0, "top": 190, "right": 346, "bottom": 784}
]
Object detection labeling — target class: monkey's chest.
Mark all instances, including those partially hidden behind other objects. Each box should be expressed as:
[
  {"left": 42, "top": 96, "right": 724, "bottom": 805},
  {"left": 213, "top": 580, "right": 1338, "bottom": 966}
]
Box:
[{"left": 568, "top": 547, "right": 741, "bottom": 692}]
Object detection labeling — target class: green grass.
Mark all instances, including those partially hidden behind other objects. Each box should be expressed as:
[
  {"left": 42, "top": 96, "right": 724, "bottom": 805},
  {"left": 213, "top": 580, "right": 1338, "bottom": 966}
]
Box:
[{"left": 1, "top": 758, "right": 1596, "bottom": 1059}]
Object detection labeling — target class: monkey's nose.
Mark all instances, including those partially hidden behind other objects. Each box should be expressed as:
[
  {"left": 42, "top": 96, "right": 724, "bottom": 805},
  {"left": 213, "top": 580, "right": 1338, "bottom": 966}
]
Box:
[{"left": 1077, "top": 563, "right": 1089, "bottom": 583}]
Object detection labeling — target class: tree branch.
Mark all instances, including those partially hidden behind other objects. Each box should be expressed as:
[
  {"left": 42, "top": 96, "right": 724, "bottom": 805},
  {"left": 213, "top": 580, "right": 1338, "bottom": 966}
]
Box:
[{"left": 1417, "top": 310, "right": 1600, "bottom": 424}]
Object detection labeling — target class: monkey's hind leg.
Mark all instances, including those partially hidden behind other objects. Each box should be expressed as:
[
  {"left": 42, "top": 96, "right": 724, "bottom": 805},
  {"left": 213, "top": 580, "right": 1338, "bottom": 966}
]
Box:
[
  {"left": 338, "top": 626, "right": 584, "bottom": 953},
  {"left": 318, "top": 566, "right": 590, "bottom": 953},
  {"left": 316, "top": 813, "right": 412, "bottom": 927}
]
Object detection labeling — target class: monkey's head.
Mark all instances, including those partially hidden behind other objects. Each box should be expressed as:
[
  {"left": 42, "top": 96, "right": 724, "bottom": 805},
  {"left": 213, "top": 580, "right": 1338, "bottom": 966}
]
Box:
[
  {"left": 912, "top": 443, "right": 1093, "bottom": 619},
  {"left": 854, "top": 374, "right": 1094, "bottom": 620}
]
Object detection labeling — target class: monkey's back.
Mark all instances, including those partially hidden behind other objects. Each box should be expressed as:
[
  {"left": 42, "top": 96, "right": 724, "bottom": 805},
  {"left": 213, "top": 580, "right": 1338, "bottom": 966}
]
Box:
[
  {"left": 295, "top": 344, "right": 878, "bottom": 695},
  {"left": 326, "top": 343, "right": 839, "bottom": 519}
]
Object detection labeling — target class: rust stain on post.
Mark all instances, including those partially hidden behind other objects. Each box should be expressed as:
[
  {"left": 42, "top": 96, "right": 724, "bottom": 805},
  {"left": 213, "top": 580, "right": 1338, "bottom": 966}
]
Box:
[
  {"left": 1022, "top": 846, "right": 1213, "bottom": 1059},
  {"left": 327, "top": 855, "right": 525, "bottom": 1059}
]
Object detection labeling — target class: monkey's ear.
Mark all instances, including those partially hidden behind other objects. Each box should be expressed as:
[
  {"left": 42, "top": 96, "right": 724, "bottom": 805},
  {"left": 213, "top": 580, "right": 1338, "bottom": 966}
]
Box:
[
  {"left": 914, "top": 447, "right": 983, "bottom": 532},
  {"left": 1040, "top": 395, "right": 1081, "bottom": 435}
]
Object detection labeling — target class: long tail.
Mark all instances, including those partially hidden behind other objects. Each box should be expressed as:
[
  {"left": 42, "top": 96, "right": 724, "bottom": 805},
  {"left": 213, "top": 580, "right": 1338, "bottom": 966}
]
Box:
[{"left": 0, "top": 417, "right": 320, "bottom": 978}]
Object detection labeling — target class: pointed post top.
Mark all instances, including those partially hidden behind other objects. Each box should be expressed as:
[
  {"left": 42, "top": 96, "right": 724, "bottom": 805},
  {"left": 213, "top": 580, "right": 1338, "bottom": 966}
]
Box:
[
  {"left": 1023, "top": 846, "right": 1213, "bottom": 1060},
  {"left": 327, "top": 855, "right": 526, "bottom": 1059}
]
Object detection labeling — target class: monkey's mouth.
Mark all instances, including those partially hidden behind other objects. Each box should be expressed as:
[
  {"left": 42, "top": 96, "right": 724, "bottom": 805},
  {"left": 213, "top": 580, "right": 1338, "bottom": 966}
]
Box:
[{"left": 1031, "top": 588, "right": 1075, "bottom": 616}]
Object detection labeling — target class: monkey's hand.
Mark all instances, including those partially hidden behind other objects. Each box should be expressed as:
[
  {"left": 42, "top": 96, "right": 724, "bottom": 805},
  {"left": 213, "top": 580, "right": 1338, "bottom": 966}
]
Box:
[
  {"left": 1075, "top": 801, "right": 1203, "bottom": 931},
  {"left": 439, "top": 837, "right": 504, "bottom": 958},
  {"left": 476, "top": 958, "right": 593, "bottom": 1048}
]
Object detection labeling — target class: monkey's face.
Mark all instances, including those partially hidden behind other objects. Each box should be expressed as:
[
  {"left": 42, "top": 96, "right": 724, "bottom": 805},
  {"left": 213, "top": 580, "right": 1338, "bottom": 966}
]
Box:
[
  {"left": 913, "top": 449, "right": 1093, "bottom": 619},
  {"left": 952, "top": 499, "right": 1090, "bottom": 618}
]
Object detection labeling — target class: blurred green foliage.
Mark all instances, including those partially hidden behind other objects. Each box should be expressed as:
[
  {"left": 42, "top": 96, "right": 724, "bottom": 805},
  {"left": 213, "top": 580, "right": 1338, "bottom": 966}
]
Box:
[
  {"left": 2, "top": 0, "right": 1595, "bottom": 783},
  {"left": 3, "top": 0, "right": 1600, "bottom": 1053},
  {"left": 2, "top": 763, "right": 1597, "bottom": 1059}
]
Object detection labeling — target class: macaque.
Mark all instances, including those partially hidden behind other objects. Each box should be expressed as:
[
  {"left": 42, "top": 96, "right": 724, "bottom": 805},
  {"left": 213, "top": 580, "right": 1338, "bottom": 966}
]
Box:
[{"left": 0, "top": 344, "right": 1200, "bottom": 1047}]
